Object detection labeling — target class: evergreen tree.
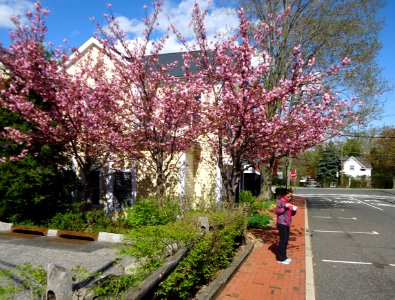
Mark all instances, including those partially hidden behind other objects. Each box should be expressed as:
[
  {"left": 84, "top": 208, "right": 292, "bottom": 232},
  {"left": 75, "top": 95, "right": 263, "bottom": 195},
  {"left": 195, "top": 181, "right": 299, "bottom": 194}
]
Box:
[
  {"left": 317, "top": 142, "right": 340, "bottom": 187},
  {"left": 0, "top": 108, "right": 77, "bottom": 224}
]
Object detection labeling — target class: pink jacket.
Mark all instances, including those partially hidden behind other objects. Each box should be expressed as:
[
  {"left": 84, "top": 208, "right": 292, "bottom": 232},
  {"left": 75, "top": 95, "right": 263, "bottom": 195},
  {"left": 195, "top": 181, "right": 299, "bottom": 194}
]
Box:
[{"left": 275, "top": 196, "right": 296, "bottom": 226}]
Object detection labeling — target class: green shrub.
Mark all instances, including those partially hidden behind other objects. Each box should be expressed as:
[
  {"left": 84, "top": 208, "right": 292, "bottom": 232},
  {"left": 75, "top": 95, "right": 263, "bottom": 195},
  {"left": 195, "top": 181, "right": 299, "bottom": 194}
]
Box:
[
  {"left": 124, "top": 197, "right": 180, "bottom": 228},
  {"left": 46, "top": 206, "right": 126, "bottom": 233},
  {"left": 155, "top": 210, "right": 246, "bottom": 299},
  {"left": 120, "top": 218, "right": 200, "bottom": 278},
  {"left": 0, "top": 263, "right": 46, "bottom": 299},
  {"left": 247, "top": 214, "right": 273, "bottom": 229},
  {"left": 46, "top": 209, "right": 87, "bottom": 231},
  {"left": 239, "top": 190, "right": 256, "bottom": 204}
]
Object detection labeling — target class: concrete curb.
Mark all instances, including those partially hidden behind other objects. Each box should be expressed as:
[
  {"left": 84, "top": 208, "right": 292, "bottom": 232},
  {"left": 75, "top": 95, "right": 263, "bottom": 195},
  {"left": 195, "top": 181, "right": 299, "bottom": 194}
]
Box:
[
  {"left": 304, "top": 199, "right": 316, "bottom": 300},
  {"left": 194, "top": 241, "right": 254, "bottom": 300},
  {"left": 0, "top": 221, "right": 12, "bottom": 231},
  {"left": 0, "top": 221, "right": 124, "bottom": 243}
]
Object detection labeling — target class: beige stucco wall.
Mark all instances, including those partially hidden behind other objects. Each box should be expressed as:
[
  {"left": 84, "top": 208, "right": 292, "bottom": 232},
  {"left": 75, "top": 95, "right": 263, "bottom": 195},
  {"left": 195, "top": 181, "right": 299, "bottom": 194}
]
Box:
[
  {"left": 66, "top": 38, "right": 221, "bottom": 204},
  {"left": 135, "top": 151, "right": 181, "bottom": 199}
]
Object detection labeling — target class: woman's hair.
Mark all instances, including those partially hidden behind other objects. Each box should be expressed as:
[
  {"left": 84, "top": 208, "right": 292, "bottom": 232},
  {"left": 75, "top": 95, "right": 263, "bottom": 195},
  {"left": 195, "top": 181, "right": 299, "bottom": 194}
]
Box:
[{"left": 286, "top": 189, "right": 293, "bottom": 194}]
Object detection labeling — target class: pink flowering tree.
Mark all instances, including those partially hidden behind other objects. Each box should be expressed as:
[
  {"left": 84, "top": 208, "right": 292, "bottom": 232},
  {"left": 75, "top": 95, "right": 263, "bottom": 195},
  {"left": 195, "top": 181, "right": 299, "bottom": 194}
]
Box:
[
  {"left": 0, "top": 2, "right": 124, "bottom": 205},
  {"left": 182, "top": 4, "right": 359, "bottom": 202},
  {"left": 93, "top": 2, "right": 204, "bottom": 198}
]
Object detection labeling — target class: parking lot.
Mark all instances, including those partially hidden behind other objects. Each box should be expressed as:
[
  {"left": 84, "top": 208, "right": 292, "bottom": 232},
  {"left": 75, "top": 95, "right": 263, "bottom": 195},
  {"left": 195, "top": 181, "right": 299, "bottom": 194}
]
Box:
[{"left": 299, "top": 190, "right": 395, "bottom": 300}]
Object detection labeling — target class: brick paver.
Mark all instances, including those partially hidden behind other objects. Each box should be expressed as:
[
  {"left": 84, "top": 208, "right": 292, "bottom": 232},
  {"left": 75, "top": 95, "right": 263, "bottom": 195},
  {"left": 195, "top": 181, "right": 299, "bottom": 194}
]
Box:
[{"left": 217, "top": 197, "right": 306, "bottom": 300}]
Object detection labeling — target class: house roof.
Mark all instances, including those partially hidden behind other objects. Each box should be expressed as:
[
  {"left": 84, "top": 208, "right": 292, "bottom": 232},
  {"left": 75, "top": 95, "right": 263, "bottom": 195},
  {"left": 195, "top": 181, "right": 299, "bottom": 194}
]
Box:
[
  {"left": 342, "top": 156, "right": 372, "bottom": 169},
  {"left": 145, "top": 50, "right": 203, "bottom": 77},
  {"left": 66, "top": 37, "right": 203, "bottom": 77}
]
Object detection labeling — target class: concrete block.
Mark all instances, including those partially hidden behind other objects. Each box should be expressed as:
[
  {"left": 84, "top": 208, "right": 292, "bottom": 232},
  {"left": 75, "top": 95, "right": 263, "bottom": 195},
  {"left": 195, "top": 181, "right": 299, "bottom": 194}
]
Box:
[
  {"left": 47, "top": 229, "right": 58, "bottom": 237},
  {"left": 198, "top": 216, "right": 210, "bottom": 232},
  {"left": 46, "top": 263, "right": 72, "bottom": 300},
  {"left": 98, "top": 232, "right": 123, "bottom": 243},
  {"left": 0, "top": 221, "right": 12, "bottom": 232}
]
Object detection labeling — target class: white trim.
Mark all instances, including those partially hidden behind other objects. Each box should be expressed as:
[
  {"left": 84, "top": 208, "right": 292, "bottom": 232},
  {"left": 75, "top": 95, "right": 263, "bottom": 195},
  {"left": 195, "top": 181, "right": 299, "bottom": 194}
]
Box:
[{"left": 179, "top": 152, "right": 187, "bottom": 199}]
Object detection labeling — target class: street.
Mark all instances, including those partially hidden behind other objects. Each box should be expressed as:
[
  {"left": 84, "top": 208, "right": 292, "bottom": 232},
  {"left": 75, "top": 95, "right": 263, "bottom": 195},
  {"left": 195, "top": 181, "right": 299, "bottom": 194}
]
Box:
[{"left": 297, "top": 189, "right": 395, "bottom": 300}]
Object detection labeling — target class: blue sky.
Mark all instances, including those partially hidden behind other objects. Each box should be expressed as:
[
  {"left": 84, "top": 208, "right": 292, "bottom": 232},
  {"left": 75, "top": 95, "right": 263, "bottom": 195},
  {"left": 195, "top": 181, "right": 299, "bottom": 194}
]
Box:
[{"left": 0, "top": 0, "right": 394, "bottom": 128}]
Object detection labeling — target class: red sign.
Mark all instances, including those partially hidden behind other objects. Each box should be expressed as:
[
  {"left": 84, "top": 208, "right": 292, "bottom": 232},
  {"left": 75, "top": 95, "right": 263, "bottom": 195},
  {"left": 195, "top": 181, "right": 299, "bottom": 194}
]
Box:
[{"left": 290, "top": 171, "right": 297, "bottom": 179}]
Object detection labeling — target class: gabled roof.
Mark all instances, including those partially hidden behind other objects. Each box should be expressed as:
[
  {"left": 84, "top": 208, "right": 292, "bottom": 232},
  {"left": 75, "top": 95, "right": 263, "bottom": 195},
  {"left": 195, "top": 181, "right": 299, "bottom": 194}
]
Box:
[
  {"left": 342, "top": 156, "right": 372, "bottom": 169},
  {"left": 66, "top": 37, "right": 202, "bottom": 77}
]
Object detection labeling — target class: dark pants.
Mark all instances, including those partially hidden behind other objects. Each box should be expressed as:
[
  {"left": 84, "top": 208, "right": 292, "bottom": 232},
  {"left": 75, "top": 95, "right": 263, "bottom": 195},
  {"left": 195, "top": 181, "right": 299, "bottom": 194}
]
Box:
[{"left": 277, "top": 224, "right": 290, "bottom": 261}]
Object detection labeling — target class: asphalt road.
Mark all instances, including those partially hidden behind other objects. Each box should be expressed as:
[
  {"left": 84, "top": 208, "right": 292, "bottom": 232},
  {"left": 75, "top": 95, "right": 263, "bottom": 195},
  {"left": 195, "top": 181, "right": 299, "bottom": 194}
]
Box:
[{"left": 297, "top": 188, "right": 395, "bottom": 300}]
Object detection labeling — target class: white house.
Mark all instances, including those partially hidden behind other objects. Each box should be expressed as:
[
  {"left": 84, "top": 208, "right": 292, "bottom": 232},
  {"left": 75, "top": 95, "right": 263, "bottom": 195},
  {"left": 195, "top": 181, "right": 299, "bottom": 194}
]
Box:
[{"left": 341, "top": 156, "right": 372, "bottom": 178}]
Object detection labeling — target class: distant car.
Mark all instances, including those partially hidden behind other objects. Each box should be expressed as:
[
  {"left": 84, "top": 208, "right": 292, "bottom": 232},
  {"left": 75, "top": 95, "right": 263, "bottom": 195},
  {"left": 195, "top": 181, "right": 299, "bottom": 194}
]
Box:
[
  {"left": 304, "top": 181, "right": 320, "bottom": 187},
  {"left": 330, "top": 182, "right": 337, "bottom": 188}
]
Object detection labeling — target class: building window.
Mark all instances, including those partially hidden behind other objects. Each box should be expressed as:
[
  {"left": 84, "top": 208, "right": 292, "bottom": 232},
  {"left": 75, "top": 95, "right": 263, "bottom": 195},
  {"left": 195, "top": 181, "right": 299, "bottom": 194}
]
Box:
[
  {"left": 350, "top": 165, "right": 354, "bottom": 171},
  {"left": 114, "top": 171, "right": 133, "bottom": 206}
]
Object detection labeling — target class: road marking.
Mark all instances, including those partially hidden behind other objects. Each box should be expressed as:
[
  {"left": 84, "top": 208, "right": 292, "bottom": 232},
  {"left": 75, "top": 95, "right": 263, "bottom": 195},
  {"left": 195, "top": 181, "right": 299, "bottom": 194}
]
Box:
[
  {"left": 312, "top": 216, "right": 357, "bottom": 220},
  {"left": 313, "top": 230, "right": 379, "bottom": 235},
  {"left": 336, "top": 200, "right": 357, "bottom": 204},
  {"left": 351, "top": 197, "right": 384, "bottom": 211},
  {"left": 376, "top": 203, "right": 395, "bottom": 207},
  {"left": 390, "top": 264, "right": 395, "bottom": 267},
  {"left": 322, "top": 260, "right": 372, "bottom": 265},
  {"left": 313, "top": 230, "right": 344, "bottom": 233}
]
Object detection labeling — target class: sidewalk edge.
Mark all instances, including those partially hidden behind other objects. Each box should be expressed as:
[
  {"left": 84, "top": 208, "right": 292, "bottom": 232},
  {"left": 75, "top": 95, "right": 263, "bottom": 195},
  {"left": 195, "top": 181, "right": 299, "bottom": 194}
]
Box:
[{"left": 304, "top": 198, "right": 315, "bottom": 300}]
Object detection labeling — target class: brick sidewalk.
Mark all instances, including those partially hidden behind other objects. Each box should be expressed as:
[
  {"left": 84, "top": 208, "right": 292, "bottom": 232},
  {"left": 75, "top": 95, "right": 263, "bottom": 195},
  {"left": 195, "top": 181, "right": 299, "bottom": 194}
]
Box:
[{"left": 217, "top": 197, "right": 306, "bottom": 300}]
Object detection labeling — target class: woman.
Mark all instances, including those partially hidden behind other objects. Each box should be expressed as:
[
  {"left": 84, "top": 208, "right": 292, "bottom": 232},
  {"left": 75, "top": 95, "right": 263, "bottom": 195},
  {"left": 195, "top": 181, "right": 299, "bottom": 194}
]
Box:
[{"left": 275, "top": 189, "right": 297, "bottom": 264}]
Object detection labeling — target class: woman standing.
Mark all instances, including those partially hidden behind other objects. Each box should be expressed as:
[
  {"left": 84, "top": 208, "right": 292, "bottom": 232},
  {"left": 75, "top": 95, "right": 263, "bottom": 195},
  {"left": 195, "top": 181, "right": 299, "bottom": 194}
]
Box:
[{"left": 275, "top": 189, "right": 297, "bottom": 264}]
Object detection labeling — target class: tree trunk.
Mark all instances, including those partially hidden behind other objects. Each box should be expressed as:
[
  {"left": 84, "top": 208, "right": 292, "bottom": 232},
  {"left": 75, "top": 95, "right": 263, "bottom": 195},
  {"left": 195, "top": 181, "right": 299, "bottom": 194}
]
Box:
[
  {"left": 258, "top": 159, "right": 275, "bottom": 200},
  {"left": 82, "top": 168, "right": 93, "bottom": 209},
  {"left": 155, "top": 159, "right": 166, "bottom": 201}
]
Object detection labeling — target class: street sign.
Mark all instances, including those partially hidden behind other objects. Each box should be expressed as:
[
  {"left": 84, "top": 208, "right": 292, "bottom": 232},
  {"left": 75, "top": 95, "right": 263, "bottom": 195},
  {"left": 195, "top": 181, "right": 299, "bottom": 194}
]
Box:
[{"left": 290, "top": 171, "right": 297, "bottom": 179}]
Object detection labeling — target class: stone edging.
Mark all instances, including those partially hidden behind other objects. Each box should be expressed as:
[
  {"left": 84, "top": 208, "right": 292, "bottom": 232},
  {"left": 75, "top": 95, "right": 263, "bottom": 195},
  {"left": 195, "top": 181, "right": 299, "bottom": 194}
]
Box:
[{"left": 194, "top": 241, "right": 254, "bottom": 300}]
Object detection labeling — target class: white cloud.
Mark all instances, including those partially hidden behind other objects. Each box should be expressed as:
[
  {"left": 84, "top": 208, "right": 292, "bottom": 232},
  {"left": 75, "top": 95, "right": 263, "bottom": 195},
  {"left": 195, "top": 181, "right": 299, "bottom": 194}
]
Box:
[
  {"left": 0, "top": 0, "right": 34, "bottom": 28},
  {"left": 112, "top": 0, "right": 239, "bottom": 54}
]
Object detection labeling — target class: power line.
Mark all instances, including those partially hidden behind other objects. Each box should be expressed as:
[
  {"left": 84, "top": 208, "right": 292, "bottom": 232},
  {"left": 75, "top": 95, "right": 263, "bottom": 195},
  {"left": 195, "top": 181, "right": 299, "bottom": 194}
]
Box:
[{"left": 340, "top": 134, "right": 395, "bottom": 139}]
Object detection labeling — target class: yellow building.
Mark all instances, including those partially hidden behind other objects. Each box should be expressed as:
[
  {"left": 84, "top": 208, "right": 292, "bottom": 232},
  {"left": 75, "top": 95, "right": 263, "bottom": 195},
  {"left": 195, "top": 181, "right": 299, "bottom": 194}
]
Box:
[{"left": 66, "top": 38, "right": 222, "bottom": 211}]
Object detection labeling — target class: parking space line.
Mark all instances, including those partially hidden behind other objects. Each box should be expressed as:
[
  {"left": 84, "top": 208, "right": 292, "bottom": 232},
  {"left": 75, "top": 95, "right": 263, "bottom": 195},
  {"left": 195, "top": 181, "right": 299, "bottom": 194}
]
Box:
[
  {"left": 322, "top": 260, "right": 372, "bottom": 265},
  {"left": 312, "top": 216, "right": 357, "bottom": 220},
  {"left": 313, "top": 230, "right": 379, "bottom": 235},
  {"left": 313, "top": 230, "right": 344, "bottom": 233},
  {"left": 351, "top": 197, "right": 384, "bottom": 211}
]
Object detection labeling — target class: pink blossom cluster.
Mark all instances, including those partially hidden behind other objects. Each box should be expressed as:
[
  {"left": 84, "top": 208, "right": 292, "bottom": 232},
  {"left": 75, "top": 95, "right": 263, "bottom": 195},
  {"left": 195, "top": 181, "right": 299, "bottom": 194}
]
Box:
[{"left": 0, "top": 1, "right": 360, "bottom": 199}]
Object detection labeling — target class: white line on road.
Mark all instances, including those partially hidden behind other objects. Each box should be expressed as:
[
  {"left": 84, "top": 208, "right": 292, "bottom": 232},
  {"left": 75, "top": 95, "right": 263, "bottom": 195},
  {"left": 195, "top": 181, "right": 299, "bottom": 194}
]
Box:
[
  {"left": 313, "top": 230, "right": 344, "bottom": 233},
  {"left": 322, "top": 260, "right": 372, "bottom": 265},
  {"left": 313, "top": 230, "right": 379, "bottom": 235},
  {"left": 350, "top": 231, "right": 379, "bottom": 235},
  {"left": 351, "top": 197, "right": 384, "bottom": 211},
  {"left": 312, "top": 216, "right": 357, "bottom": 220},
  {"left": 390, "top": 264, "right": 395, "bottom": 267}
]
